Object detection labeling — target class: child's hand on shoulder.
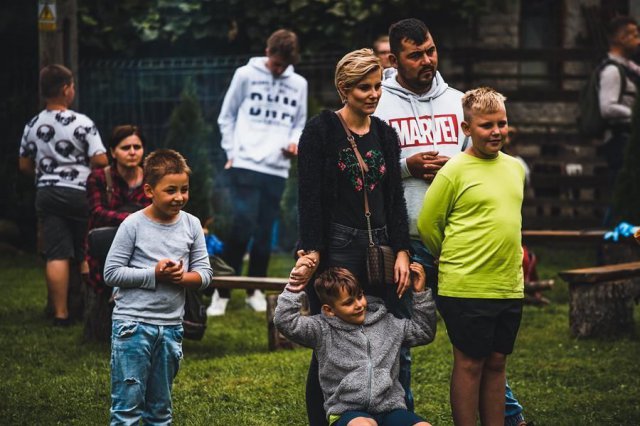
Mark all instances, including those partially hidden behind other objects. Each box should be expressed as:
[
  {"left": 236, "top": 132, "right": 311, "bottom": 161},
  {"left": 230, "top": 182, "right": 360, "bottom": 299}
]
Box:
[
  {"left": 155, "top": 259, "right": 184, "bottom": 284},
  {"left": 410, "top": 262, "right": 426, "bottom": 292}
]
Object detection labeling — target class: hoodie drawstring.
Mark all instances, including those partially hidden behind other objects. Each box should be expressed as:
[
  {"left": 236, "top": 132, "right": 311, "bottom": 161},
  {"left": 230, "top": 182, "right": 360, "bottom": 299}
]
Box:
[{"left": 408, "top": 96, "right": 437, "bottom": 150}]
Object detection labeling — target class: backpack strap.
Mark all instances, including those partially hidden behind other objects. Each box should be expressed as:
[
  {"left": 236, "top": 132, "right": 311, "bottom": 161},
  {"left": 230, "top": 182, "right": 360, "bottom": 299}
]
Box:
[
  {"left": 599, "top": 59, "right": 628, "bottom": 105},
  {"left": 104, "top": 165, "right": 113, "bottom": 205}
]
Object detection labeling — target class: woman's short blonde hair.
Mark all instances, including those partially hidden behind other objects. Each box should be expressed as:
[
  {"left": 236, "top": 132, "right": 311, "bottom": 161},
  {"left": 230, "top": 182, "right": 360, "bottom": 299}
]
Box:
[
  {"left": 461, "top": 86, "right": 507, "bottom": 121},
  {"left": 334, "top": 48, "right": 381, "bottom": 103}
]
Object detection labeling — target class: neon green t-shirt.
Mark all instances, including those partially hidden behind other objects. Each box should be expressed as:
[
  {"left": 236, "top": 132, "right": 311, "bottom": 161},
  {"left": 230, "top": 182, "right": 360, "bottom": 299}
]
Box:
[{"left": 417, "top": 151, "right": 525, "bottom": 299}]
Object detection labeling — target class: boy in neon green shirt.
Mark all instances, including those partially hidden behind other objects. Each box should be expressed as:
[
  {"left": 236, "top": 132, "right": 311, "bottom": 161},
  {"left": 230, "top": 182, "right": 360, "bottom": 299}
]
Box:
[{"left": 417, "top": 87, "right": 525, "bottom": 426}]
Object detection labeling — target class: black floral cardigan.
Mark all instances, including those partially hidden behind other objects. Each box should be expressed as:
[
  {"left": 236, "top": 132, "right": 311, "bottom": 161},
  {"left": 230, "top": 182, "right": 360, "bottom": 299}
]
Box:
[{"left": 297, "top": 110, "right": 410, "bottom": 257}]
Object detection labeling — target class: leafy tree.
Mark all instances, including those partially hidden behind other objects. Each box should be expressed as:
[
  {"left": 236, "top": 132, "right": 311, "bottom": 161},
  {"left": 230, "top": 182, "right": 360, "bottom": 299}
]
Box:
[
  {"left": 78, "top": 0, "right": 500, "bottom": 57},
  {"left": 162, "top": 79, "right": 214, "bottom": 222}
]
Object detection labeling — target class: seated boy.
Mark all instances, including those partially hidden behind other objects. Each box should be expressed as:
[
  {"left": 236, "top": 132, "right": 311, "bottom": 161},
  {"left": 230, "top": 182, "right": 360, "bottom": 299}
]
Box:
[
  {"left": 104, "top": 149, "right": 213, "bottom": 425},
  {"left": 417, "top": 87, "right": 525, "bottom": 426},
  {"left": 274, "top": 263, "right": 436, "bottom": 426}
]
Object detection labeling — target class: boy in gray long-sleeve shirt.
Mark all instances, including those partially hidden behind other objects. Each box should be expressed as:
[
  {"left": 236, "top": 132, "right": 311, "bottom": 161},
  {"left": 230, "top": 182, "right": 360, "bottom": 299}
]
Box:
[
  {"left": 104, "top": 149, "right": 213, "bottom": 425},
  {"left": 274, "top": 264, "right": 435, "bottom": 426}
]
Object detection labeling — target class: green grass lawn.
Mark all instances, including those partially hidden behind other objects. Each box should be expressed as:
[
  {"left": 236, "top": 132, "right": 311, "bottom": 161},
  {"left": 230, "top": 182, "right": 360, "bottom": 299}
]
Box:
[{"left": 0, "top": 246, "right": 639, "bottom": 425}]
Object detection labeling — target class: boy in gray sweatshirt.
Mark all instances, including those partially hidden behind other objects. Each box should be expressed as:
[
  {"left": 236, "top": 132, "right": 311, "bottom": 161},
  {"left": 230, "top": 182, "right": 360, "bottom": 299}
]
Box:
[
  {"left": 274, "top": 264, "right": 436, "bottom": 426},
  {"left": 104, "top": 149, "right": 213, "bottom": 425}
]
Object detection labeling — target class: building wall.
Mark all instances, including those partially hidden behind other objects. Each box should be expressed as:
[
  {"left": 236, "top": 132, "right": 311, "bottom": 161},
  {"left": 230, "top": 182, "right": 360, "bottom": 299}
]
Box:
[{"left": 462, "top": 0, "right": 601, "bottom": 133}]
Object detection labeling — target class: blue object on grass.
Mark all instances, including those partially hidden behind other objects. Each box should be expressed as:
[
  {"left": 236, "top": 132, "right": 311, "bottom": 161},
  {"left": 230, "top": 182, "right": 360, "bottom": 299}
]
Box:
[{"left": 205, "top": 234, "right": 224, "bottom": 256}]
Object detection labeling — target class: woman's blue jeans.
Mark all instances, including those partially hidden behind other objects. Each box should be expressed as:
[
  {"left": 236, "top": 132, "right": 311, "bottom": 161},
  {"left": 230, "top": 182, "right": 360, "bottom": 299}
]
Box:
[
  {"left": 305, "top": 223, "right": 414, "bottom": 425},
  {"left": 110, "top": 320, "right": 183, "bottom": 426}
]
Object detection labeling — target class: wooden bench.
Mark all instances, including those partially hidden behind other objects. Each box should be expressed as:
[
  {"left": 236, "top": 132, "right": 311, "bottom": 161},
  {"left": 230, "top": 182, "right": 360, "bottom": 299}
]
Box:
[
  {"left": 211, "top": 276, "right": 288, "bottom": 292},
  {"left": 558, "top": 261, "right": 640, "bottom": 338},
  {"left": 521, "top": 229, "right": 609, "bottom": 245},
  {"left": 210, "top": 276, "right": 307, "bottom": 351}
]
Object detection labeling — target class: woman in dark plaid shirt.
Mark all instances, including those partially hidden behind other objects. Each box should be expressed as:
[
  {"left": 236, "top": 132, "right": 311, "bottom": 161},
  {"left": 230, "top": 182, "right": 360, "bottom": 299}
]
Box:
[{"left": 84, "top": 125, "right": 150, "bottom": 341}]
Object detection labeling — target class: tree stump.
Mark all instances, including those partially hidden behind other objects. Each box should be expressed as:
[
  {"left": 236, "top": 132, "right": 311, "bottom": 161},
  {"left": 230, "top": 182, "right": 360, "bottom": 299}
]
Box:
[
  {"left": 559, "top": 261, "right": 640, "bottom": 338},
  {"left": 266, "top": 293, "right": 309, "bottom": 351},
  {"left": 568, "top": 279, "right": 636, "bottom": 337},
  {"left": 83, "top": 287, "right": 113, "bottom": 342}
]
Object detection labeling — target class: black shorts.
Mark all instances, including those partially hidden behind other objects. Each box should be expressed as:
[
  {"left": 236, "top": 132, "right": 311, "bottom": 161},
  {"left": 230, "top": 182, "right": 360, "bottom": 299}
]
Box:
[
  {"left": 437, "top": 296, "right": 523, "bottom": 359},
  {"left": 35, "top": 187, "right": 88, "bottom": 261}
]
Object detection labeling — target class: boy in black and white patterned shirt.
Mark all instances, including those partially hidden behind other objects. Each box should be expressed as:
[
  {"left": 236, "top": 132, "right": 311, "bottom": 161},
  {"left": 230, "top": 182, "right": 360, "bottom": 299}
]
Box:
[{"left": 19, "top": 64, "right": 108, "bottom": 326}]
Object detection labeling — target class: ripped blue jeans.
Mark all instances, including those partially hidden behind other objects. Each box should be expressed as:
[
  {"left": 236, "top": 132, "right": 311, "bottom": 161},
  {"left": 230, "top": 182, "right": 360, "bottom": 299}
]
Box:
[{"left": 110, "top": 320, "right": 183, "bottom": 426}]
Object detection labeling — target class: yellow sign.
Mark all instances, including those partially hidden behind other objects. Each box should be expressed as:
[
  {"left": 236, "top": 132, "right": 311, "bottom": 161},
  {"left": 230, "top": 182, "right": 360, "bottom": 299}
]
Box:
[{"left": 38, "top": 0, "right": 57, "bottom": 32}]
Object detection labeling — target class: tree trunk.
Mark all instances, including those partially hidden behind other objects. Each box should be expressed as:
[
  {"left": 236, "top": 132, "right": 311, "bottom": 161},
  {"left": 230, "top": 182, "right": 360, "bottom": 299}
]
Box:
[
  {"left": 38, "top": 0, "right": 78, "bottom": 106},
  {"left": 267, "top": 293, "right": 309, "bottom": 351},
  {"left": 83, "top": 287, "right": 113, "bottom": 342},
  {"left": 569, "top": 279, "right": 637, "bottom": 338}
]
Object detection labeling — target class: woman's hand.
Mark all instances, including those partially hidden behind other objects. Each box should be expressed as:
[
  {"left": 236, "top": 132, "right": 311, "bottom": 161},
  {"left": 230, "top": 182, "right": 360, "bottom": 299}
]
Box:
[
  {"left": 394, "top": 250, "right": 411, "bottom": 297},
  {"left": 296, "top": 250, "right": 320, "bottom": 271}
]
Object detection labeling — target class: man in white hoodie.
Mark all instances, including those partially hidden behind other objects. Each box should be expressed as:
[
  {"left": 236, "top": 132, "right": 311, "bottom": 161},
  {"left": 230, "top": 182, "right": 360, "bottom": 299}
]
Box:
[
  {"left": 374, "top": 19, "right": 531, "bottom": 426},
  {"left": 214, "top": 29, "right": 307, "bottom": 313}
]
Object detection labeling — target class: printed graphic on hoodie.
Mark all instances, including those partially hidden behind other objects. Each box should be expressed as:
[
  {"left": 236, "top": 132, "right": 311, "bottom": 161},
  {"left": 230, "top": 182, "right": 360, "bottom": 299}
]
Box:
[
  {"left": 247, "top": 85, "right": 300, "bottom": 126},
  {"left": 388, "top": 113, "right": 459, "bottom": 148}
]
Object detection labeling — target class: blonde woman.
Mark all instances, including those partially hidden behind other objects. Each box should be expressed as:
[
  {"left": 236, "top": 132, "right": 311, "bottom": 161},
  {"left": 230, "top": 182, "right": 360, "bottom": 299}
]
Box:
[{"left": 294, "top": 49, "right": 417, "bottom": 425}]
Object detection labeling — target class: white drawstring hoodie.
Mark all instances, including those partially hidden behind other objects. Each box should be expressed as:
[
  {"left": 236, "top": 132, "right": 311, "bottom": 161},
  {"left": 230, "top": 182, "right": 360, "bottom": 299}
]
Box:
[
  {"left": 218, "top": 57, "right": 308, "bottom": 178},
  {"left": 374, "top": 71, "right": 467, "bottom": 238}
]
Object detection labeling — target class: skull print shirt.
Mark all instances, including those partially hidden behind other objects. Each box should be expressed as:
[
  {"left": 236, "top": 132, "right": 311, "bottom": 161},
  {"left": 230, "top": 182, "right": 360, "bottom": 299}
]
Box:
[{"left": 19, "top": 109, "right": 106, "bottom": 190}]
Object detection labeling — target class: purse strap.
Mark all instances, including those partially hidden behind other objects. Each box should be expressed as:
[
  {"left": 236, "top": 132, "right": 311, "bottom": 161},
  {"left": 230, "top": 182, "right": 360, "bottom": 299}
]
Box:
[
  {"left": 335, "top": 111, "right": 375, "bottom": 247},
  {"left": 104, "top": 165, "right": 114, "bottom": 204}
]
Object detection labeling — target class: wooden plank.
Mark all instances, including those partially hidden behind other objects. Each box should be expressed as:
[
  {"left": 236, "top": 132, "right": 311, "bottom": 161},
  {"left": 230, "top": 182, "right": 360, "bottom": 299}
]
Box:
[
  {"left": 531, "top": 175, "right": 609, "bottom": 189},
  {"left": 523, "top": 198, "right": 607, "bottom": 208},
  {"left": 559, "top": 261, "right": 640, "bottom": 284},
  {"left": 211, "top": 276, "right": 287, "bottom": 292},
  {"left": 522, "top": 229, "right": 607, "bottom": 244},
  {"left": 522, "top": 217, "right": 605, "bottom": 230}
]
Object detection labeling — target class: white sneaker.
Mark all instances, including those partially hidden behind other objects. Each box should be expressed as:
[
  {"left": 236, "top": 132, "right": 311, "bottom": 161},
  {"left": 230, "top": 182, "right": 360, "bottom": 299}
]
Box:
[
  {"left": 206, "top": 290, "right": 229, "bottom": 317},
  {"left": 245, "top": 289, "right": 267, "bottom": 312}
]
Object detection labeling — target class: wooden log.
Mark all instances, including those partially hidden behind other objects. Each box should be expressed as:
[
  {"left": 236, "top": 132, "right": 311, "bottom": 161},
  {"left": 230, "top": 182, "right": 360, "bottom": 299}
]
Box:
[
  {"left": 524, "top": 293, "right": 550, "bottom": 306},
  {"left": 558, "top": 261, "right": 640, "bottom": 283},
  {"left": 560, "top": 262, "right": 640, "bottom": 337},
  {"left": 82, "top": 287, "right": 113, "bottom": 342},
  {"left": 522, "top": 229, "right": 607, "bottom": 245},
  {"left": 525, "top": 279, "right": 554, "bottom": 293},
  {"left": 266, "top": 293, "right": 309, "bottom": 351},
  {"left": 568, "top": 279, "right": 637, "bottom": 338},
  {"left": 211, "top": 276, "right": 287, "bottom": 292}
]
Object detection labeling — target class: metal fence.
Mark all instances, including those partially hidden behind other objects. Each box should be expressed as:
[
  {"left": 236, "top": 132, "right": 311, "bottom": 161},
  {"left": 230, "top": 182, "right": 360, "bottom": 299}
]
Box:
[
  {"left": 78, "top": 48, "right": 601, "bottom": 232},
  {"left": 79, "top": 52, "right": 343, "bottom": 150},
  {"left": 79, "top": 47, "right": 593, "bottom": 148}
]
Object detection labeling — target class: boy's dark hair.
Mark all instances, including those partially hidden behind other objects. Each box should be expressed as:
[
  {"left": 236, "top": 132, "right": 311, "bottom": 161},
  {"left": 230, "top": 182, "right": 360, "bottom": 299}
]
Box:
[
  {"left": 143, "top": 149, "right": 191, "bottom": 187},
  {"left": 389, "top": 18, "right": 430, "bottom": 56},
  {"left": 608, "top": 16, "right": 638, "bottom": 42},
  {"left": 314, "top": 267, "right": 362, "bottom": 306},
  {"left": 40, "top": 64, "right": 73, "bottom": 99},
  {"left": 266, "top": 29, "right": 300, "bottom": 65},
  {"left": 109, "top": 124, "right": 146, "bottom": 151}
]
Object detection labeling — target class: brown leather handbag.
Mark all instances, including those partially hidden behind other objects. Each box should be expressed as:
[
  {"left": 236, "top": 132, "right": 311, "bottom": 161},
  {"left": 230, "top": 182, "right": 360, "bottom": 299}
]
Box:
[{"left": 336, "top": 112, "right": 395, "bottom": 287}]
